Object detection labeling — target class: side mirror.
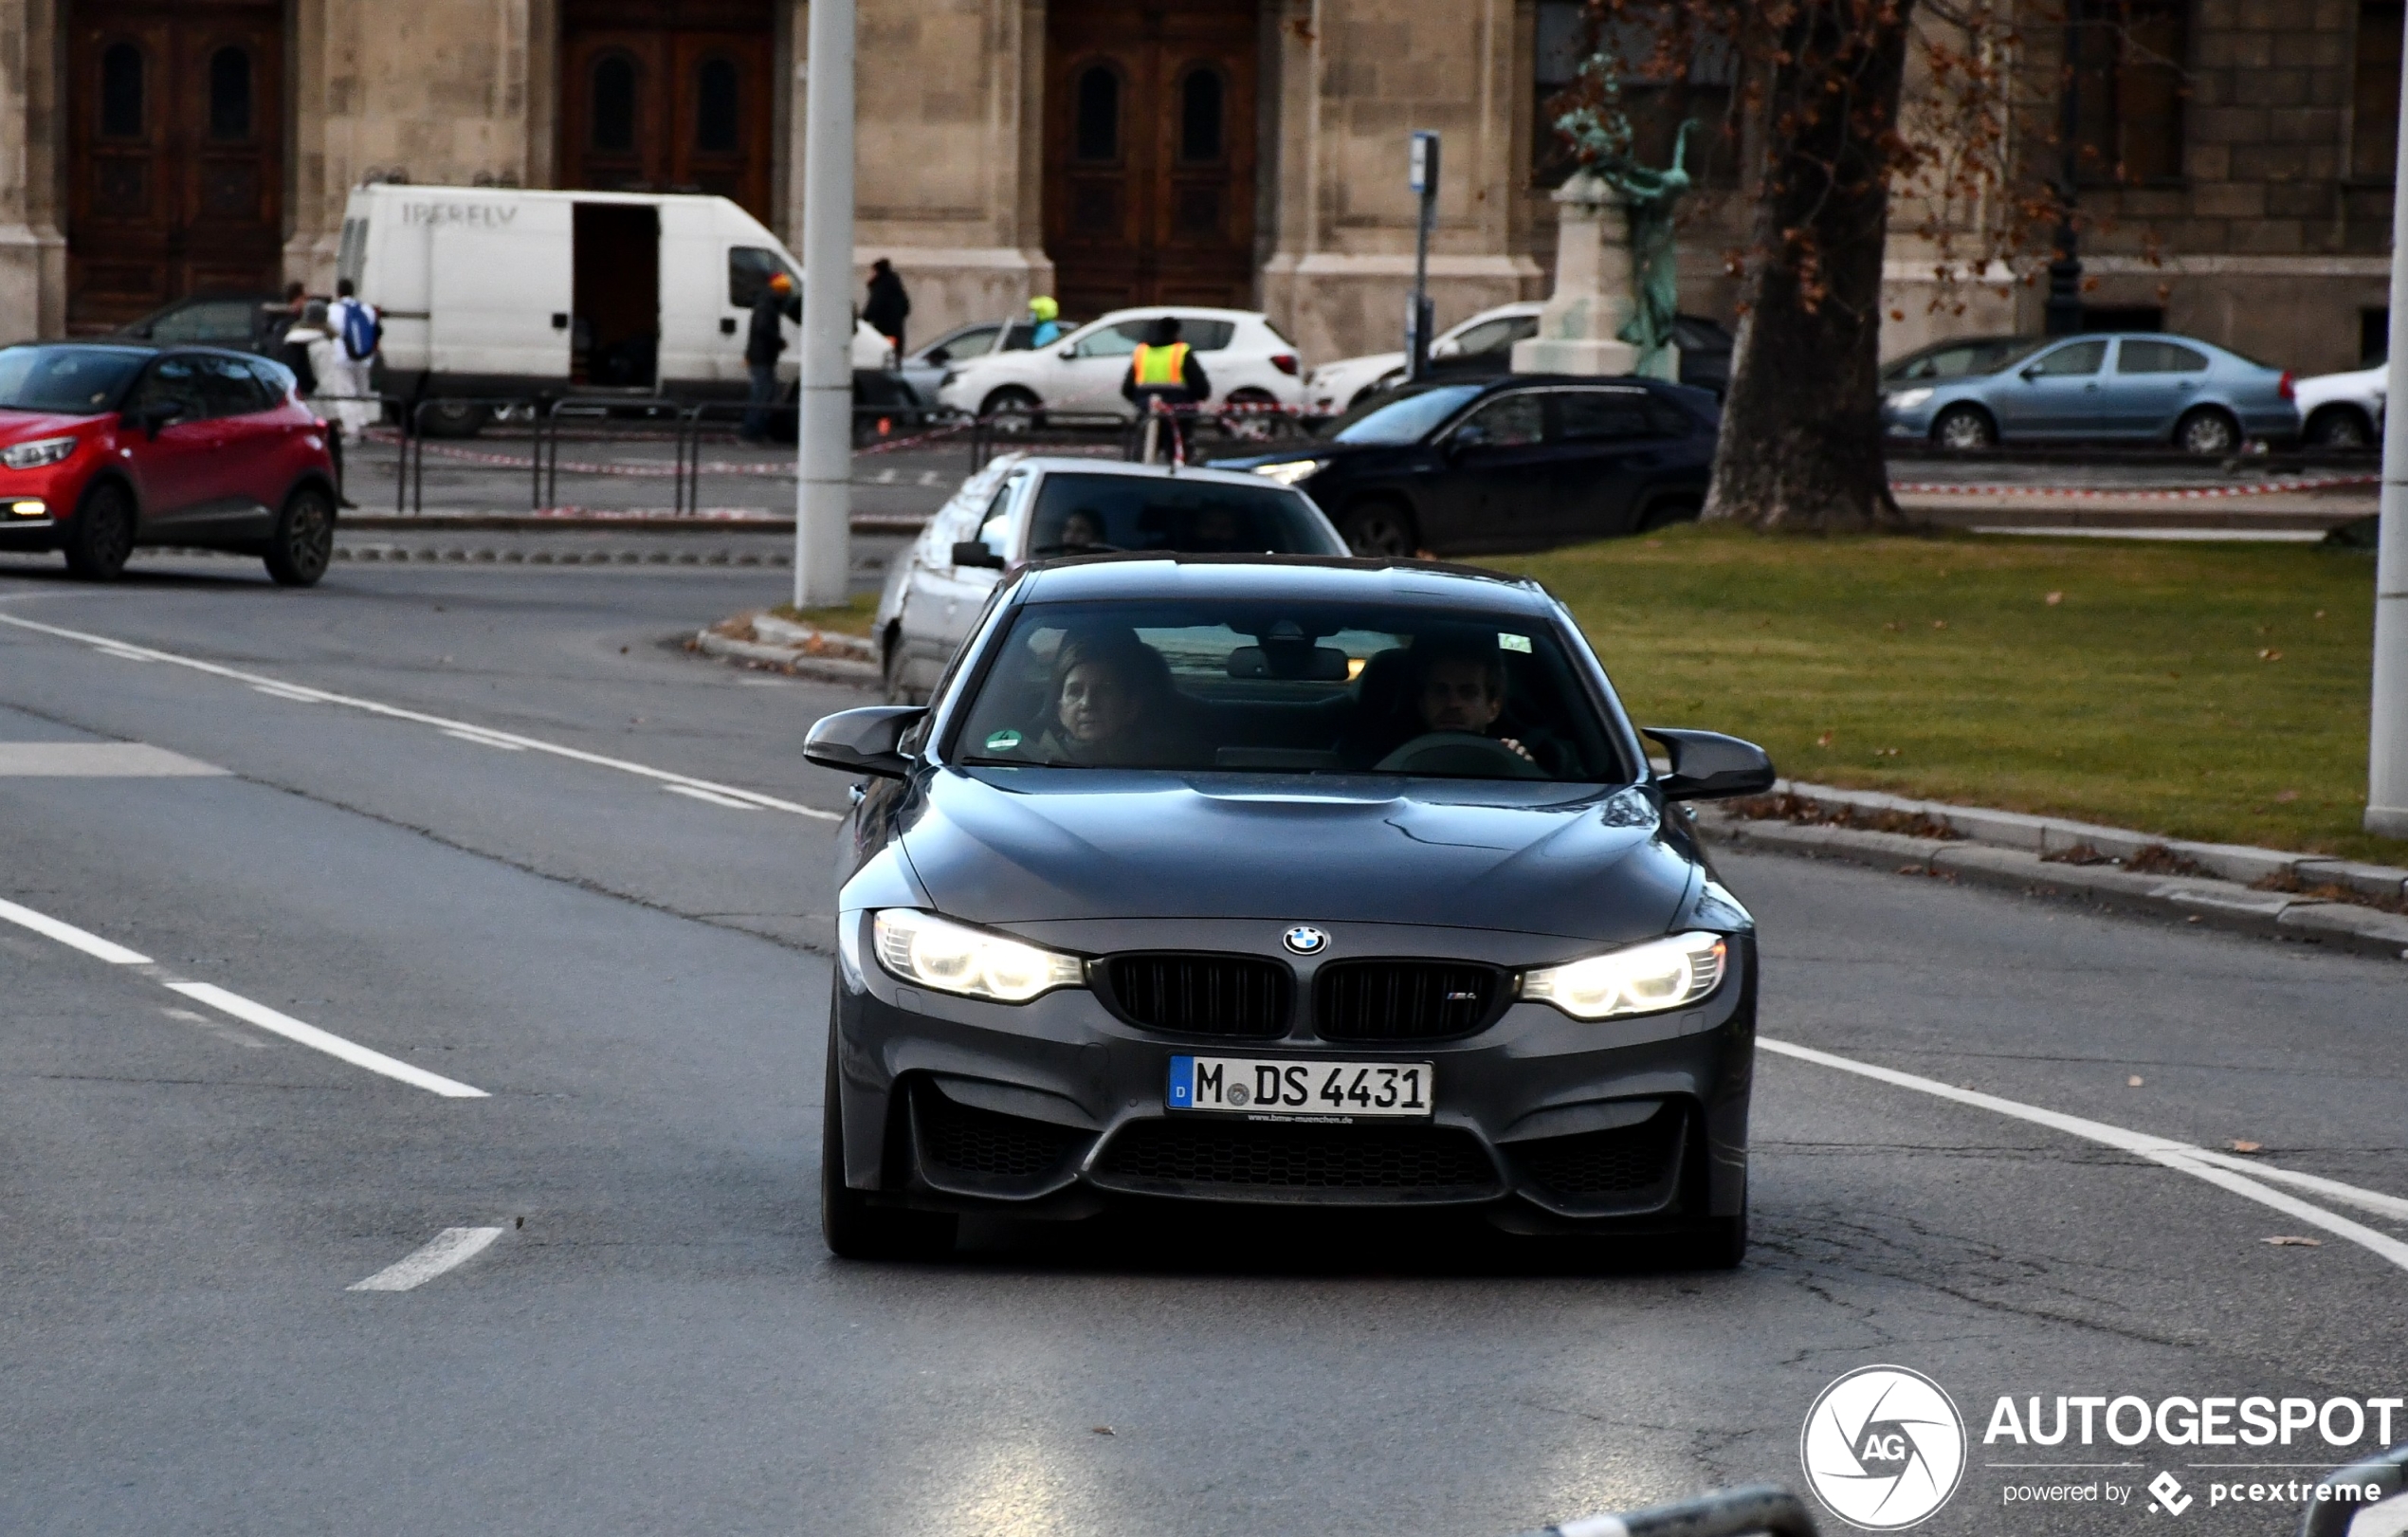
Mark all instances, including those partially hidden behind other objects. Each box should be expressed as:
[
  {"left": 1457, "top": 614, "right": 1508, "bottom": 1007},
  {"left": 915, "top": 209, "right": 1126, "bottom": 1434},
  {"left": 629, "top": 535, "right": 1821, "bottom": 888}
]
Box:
[
  {"left": 1448, "top": 425, "right": 1490, "bottom": 452},
  {"left": 924, "top": 346, "right": 950, "bottom": 367},
  {"left": 1644, "top": 727, "right": 1776, "bottom": 801},
  {"left": 2020, "top": 366, "right": 2044, "bottom": 381},
  {"left": 1058, "top": 346, "right": 1077, "bottom": 359},
  {"left": 123, "top": 404, "right": 174, "bottom": 438},
  {"left": 951, "top": 540, "right": 1006, "bottom": 569},
  {"left": 804, "top": 705, "right": 927, "bottom": 780}
]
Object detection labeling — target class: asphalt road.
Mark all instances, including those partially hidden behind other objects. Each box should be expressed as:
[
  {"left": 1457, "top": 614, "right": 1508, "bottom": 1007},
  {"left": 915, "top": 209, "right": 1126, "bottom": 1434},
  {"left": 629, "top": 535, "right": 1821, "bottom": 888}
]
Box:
[{"left": 0, "top": 553, "right": 2401, "bottom": 1537}]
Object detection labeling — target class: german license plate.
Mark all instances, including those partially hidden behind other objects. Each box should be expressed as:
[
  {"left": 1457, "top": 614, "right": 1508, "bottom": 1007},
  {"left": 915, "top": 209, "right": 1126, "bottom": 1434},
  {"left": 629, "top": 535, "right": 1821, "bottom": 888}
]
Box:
[{"left": 1167, "top": 1055, "right": 1433, "bottom": 1120}]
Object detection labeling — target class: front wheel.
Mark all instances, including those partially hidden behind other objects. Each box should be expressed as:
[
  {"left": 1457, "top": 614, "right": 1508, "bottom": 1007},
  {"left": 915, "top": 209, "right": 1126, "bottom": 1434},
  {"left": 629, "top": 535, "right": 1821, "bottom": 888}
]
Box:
[
  {"left": 265, "top": 485, "right": 337, "bottom": 587},
  {"left": 1215, "top": 389, "right": 1286, "bottom": 441},
  {"left": 63, "top": 482, "right": 137, "bottom": 581},
  {"left": 1340, "top": 500, "right": 1418, "bottom": 558},
  {"left": 2175, "top": 406, "right": 2241, "bottom": 456},
  {"left": 979, "top": 387, "right": 1042, "bottom": 435},
  {"left": 415, "top": 398, "right": 487, "bottom": 439},
  {"left": 1930, "top": 404, "right": 1996, "bottom": 450},
  {"left": 821, "top": 1025, "right": 957, "bottom": 1261}
]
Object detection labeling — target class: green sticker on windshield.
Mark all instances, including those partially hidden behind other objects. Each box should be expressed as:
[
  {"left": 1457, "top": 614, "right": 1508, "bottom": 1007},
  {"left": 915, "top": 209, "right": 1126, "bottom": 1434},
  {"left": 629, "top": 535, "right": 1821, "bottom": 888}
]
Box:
[{"left": 985, "top": 729, "right": 1023, "bottom": 751}]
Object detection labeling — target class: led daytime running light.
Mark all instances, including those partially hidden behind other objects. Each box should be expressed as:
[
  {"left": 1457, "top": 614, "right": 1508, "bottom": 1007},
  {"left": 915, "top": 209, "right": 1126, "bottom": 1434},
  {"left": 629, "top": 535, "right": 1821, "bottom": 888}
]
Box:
[
  {"left": 1523, "top": 931, "right": 1727, "bottom": 1020},
  {"left": 1249, "top": 458, "right": 1323, "bottom": 486},
  {"left": 872, "top": 908, "right": 1085, "bottom": 1004}
]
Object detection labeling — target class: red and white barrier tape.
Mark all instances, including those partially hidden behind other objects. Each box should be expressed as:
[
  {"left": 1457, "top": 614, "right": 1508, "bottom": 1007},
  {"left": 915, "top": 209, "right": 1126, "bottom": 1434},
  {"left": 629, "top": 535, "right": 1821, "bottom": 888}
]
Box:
[{"left": 1891, "top": 473, "right": 2376, "bottom": 501}]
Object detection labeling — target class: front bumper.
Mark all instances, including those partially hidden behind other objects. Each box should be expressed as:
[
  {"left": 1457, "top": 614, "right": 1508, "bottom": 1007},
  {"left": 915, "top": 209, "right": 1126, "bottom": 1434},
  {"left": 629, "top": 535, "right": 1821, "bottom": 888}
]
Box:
[{"left": 831, "top": 913, "right": 1754, "bottom": 1235}]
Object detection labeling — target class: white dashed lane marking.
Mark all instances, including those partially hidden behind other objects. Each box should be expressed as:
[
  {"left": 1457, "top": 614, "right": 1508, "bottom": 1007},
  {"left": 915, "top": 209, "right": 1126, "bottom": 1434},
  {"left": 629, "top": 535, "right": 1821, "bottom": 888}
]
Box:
[
  {"left": 0, "top": 612, "right": 838, "bottom": 819},
  {"left": 348, "top": 1227, "right": 505, "bottom": 1291}
]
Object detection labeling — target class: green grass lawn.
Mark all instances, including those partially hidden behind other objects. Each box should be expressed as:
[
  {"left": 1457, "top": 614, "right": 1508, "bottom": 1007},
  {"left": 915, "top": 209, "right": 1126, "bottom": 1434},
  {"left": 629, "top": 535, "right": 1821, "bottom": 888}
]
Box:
[{"left": 1500, "top": 525, "right": 2407, "bottom": 864}]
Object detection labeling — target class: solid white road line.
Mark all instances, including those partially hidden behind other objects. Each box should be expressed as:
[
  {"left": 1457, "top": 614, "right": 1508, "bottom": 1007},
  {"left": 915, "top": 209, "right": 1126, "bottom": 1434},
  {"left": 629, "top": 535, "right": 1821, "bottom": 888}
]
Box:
[
  {"left": 442, "top": 727, "right": 528, "bottom": 751},
  {"left": 0, "top": 895, "right": 153, "bottom": 964},
  {"left": 347, "top": 1226, "right": 505, "bottom": 1291},
  {"left": 0, "top": 741, "right": 228, "bottom": 777},
  {"left": 1760, "top": 1037, "right": 2408, "bottom": 1274},
  {"left": 662, "top": 782, "right": 760, "bottom": 810},
  {"left": 0, "top": 612, "right": 840, "bottom": 821},
  {"left": 250, "top": 684, "right": 323, "bottom": 704},
  {"left": 167, "top": 981, "right": 488, "bottom": 1098}
]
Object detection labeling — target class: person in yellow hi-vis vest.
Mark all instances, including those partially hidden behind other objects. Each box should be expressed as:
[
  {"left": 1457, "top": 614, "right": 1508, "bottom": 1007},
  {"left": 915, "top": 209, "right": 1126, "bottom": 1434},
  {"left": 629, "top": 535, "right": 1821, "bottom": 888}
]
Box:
[{"left": 1120, "top": 316, "right": 1212, "bottom": 461}]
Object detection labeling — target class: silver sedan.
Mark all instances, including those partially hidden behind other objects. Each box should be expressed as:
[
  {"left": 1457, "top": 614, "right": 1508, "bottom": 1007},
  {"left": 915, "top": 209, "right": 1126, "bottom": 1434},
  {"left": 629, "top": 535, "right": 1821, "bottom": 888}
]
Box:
[{"left": 1882, "top": 332, "right": 2299, "bottom": 453}]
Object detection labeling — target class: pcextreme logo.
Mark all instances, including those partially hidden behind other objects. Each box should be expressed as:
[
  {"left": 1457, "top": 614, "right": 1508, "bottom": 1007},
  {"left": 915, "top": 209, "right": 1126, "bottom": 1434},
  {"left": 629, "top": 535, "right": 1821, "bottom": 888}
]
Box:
[{"left": 1801, "top": 1365, "right": 1970, "bottom": 1530}]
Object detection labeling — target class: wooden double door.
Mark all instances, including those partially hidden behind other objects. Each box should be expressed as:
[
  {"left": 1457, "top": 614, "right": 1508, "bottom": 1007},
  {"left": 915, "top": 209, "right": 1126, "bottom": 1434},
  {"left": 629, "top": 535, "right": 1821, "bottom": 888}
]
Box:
[
  {"left": 1044, "top": 0, "right": 1259, "bottom": 317},
  {"left": 66, "top": 0, "right": 285, "bottom": 329},
  {"left": 558, "top": 0, "right": 775, "bottom": 220}
]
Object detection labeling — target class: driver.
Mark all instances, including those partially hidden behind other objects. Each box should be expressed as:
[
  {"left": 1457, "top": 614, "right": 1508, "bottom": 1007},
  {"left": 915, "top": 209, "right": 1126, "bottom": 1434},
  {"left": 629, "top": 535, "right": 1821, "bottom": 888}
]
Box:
[
  {"left": 1034, "top": 630, "right": 1193, "bottom": 766},
  {"left": 1410, "top": 639, "right": 1537, "bottom": 764},
  {"left": 1059, "top": 508, "right": 1108, "bottom": 551}
]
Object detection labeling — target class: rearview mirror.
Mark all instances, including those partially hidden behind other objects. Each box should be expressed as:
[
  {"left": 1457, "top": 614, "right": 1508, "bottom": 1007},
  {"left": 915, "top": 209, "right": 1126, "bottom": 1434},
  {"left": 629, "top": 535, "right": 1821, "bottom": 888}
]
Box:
[
  {"left": 1644, "top": 727, "right": 1776, "bottom": 801},
  {"left": 804, "top": 705, "right": 927, "bottom": 780},
  {"left": 951, "top": 540, "right": 1006, "bottom": 569}
]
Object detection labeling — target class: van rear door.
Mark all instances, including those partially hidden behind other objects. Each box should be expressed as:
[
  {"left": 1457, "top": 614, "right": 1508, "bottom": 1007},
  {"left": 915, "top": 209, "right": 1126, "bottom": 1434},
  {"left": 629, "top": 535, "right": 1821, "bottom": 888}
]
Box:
[{"left": 428, "top": 195, "right": 572, "bottom": 385}]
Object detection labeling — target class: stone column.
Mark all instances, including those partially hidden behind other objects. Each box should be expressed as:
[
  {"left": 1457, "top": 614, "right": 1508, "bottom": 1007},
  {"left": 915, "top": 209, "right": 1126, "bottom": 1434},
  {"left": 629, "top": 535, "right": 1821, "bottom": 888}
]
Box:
[
  {"left": 1511, "top": 171, "right": 1674, "bottom": 378},
  {"left": 0, "top": 0, "right": 66, "bottom": 339}
]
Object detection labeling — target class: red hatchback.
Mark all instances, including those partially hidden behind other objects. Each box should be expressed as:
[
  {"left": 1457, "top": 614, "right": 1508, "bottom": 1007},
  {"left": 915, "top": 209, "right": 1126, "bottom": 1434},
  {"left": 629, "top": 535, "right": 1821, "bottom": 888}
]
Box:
[{"left": 0, "top": 342, "right": 340, "bottom": 585}]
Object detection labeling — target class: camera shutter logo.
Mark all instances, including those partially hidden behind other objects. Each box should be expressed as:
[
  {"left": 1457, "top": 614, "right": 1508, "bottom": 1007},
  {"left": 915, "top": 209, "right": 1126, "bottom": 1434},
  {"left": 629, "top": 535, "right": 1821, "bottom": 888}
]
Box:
[{"left": 1799, "top": 1365, "right": 1967, "bottom": 1529}]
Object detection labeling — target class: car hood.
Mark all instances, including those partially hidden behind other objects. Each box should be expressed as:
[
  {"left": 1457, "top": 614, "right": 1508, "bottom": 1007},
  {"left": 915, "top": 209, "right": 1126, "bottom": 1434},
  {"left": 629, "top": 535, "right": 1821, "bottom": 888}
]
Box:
[
  {"left": 898, "top": 766, "right": 1694, "bottom": 942},
  {"left": 0, "top": 409, "right": 102, "bottom": 440}
]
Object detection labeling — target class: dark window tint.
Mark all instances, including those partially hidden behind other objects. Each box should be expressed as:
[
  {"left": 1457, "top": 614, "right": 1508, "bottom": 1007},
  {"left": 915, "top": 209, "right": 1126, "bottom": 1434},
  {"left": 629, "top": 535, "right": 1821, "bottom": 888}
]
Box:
[
  {"left": 241, "top": 357, "right": 296, "bottom": 403},
  {"left": 1179, "top": 68, "right": 1223, "bottom": 161},
  {"left": 592, "top": 55, "right": 638, "bottom": 153},
  {"left": 2117, "top": 339, "right": 2209, "bottom": 374},
  {"left": 727, "top": 246, "right": 796, "bottom": 308},
  {"left": 1453, "top": 392, "right": 1545, "bottom": 447},
  {"left": 148, "top": 298, "right": 260, "bottom": 344},
  {"left": 1023, "top": 473, "right": 1341, "bottom": 558},
  {"left": 208, "top": 46, "right": 251, "bottom": 139},
  {"left": 0, "top": 346, "right": 149, "bottom": 412},
  {"left": 2030, "top": 339, "right": 2108, "bottom": 376},
  {"left": 1183, "top": 319, "right": 1236, "bottom": 352},
  {"left": 100, "top": 42, "right": 144, "bottom": 137},
  {"left": 1075, "top": 65, "right": 1119, "bottom": 161},
  {"left": 197, "top": 354, "right": 270, "bottom": 416},
  {"left": 695, "top": 57, "right": 739, "bottom": 154},
  {"left": 127, "top": 356, "right": 210, "bottom": 423},
  {"left": 1554, "top": 389, "right": 1659, "bottom": 443}
]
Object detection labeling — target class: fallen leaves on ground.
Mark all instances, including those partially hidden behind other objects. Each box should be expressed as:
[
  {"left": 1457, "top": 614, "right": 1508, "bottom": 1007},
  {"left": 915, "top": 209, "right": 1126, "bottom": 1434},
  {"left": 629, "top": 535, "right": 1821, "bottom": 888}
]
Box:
[
  {"left": 2262, "top": 1235, "right": 2322, "bottom": 1247},
  {"left": 2230, "top": 1140, "right": 2264, "bottom": 1154},
  {"left": 2126, "top": 1075, "right": 2145, "bottom": 1087},
  {"left": 2045, "top": 591, "right": 2065, "bottom": 606}
]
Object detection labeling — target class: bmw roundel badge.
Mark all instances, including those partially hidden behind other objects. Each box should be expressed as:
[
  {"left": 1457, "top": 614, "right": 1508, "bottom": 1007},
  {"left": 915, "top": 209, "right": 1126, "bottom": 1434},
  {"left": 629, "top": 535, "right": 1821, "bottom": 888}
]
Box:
[{"left": 1282, "top": 925, "right": 1330, "bottom": 956}]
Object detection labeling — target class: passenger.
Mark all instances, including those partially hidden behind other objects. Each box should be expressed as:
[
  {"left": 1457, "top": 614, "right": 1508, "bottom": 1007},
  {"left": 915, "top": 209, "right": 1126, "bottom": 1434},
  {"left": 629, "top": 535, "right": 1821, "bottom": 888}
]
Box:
[{"left": 1035, "top": 631, "right": 1191, "bottom": 767}]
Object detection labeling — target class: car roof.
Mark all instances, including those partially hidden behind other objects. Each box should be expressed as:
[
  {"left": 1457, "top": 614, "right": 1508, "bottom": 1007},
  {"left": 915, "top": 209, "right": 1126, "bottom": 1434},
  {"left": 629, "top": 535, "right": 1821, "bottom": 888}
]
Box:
[
  {"left": 1086, "top": 306, "right": 1266, "bottom": 325},
  {"left": 1015, "top": 555, "right": 1555, "bottom": 613},
  {"left": 3, "top": 340, "right": 158, "bottom": 358},
  {"left": 1012, "top": 457, "right": 1306, "bottom": 490}
]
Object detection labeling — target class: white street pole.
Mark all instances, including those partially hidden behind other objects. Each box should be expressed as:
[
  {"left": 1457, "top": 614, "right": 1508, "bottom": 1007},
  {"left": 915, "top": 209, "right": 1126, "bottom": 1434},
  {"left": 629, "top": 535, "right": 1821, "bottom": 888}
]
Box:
[
  {"left": 793, "top": 0, "right": 856, "bottom": 608},
  {"left": 2368, "top": 13, "right": 2408, "bottom": 835}
]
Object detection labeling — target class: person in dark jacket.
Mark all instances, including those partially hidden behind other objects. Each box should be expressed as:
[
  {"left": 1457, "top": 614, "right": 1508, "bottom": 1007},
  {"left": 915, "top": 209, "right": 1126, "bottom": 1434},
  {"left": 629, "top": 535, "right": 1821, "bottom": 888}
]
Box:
[
  {"left": 1120, "top": 316, "right": 1212, "bottom": 462},
  {"left": 742, "top": 269, "right": 799, "bottom": 444},
  {"left": 863, "top": 258, "right": 910, "bottom": 355}
]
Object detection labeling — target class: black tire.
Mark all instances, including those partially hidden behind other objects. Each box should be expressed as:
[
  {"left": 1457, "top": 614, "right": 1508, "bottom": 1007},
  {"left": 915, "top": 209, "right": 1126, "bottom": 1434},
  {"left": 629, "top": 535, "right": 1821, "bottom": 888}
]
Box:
[
  {"left": 1677, "top": 1190, "right": 1748, "bottom": 1271},
  {"left": 1635, "top": 495, "right": 1702, "bottom": 533},
  {"left": 2307, "top": 405, "right": 2376, "bottom": 449},
  {"left": 2174, "top": 405, "right": 2241, "bottom": 456},
  {"left": 1930, "top": 403, "right": 1996, "bottom": 450},
  {"left": 980, "top": 386, "right": 1042, "bottom": 435},
  {"left": 416, "top": 399, "right": 485, "bottom": 439},
  {"left": 62, "top": 481, "right": 137, "bottom": 581},
  {"left": 265, "top": 485, "right": 337, "bottom": 587},
  {"left": 1340, "top": 499, "right": 1418, "bottom": 558},
  {"left": 821, "top": 1023, "right": 957, "bottom": 1261},
  {"left": 1215, "top": 389, "right": 1285, "bottom": 442}
]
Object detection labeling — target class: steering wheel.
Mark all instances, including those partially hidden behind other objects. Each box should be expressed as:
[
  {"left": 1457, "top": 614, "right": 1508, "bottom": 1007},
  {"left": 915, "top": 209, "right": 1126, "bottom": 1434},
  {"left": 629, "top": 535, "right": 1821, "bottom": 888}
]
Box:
[{"left": 1372, "top": 731, "right": 1544, "bottom": 779}]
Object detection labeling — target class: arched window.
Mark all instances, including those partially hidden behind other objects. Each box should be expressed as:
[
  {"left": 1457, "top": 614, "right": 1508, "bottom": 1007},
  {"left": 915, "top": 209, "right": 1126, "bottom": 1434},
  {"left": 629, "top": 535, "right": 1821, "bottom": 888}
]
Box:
[
  {"left": 207, "top": 46, "right": 251, "bottom": 139},
  {"left": 592, "top": 53, "right": 638, "bottom": 153},
  {"left": 695, "top": 57, "right": 739, "bottom": 154},
  {"left": 1178, "top": 67, "right": 1224, "bottom": 162},
  {"left": 1074, "top": 64, "right": 1119, "bottom": 162},
  {"left": 100, "top": 42, "right": 144, "bottom": 137}
]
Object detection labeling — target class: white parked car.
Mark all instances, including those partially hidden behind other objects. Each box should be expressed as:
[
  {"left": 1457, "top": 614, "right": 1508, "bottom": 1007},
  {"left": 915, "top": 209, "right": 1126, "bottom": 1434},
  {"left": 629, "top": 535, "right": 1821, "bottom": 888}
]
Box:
[
  {"left": 871, "top": 454, "right": 1347, "bottom": 702},
  {"left": 932, "top": 307, "right": 1304, "bottom": 425},
  {"left": 1303, "top": 302, "right": 1543, "bottom": 414},
  {"left": 2293, "top": 362, "right": 2384, "bottom": 448}
]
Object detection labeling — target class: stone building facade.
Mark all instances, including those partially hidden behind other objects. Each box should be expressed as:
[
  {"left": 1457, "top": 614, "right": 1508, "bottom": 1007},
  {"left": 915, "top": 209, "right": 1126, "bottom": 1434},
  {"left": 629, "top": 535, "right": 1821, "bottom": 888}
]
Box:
[{"left": 0, "top": 0, "right": 2399, "bottom": 375}]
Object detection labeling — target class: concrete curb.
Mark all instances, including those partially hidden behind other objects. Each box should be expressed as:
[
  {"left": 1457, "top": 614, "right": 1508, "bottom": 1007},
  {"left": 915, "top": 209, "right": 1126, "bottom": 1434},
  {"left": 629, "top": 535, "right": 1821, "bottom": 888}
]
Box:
[
  {"left": 691, "top": 626, "right": 881, "bottom": 687},
  {"left": 1694, "top": 784, "right": 2408, "bottom": 961}
]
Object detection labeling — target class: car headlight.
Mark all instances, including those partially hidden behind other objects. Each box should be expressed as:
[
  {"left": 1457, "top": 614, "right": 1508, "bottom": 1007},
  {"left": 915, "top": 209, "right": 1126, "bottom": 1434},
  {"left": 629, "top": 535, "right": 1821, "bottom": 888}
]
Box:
[
  {"left": 872, "top": 908, "right": 1085, "bottom": 1003},
  {"left": 1522, "top": 931, "right": 1728, "bottom": 1020},
  {"left": 1, "top": 435, "right": 79, "bottom": 470},
  {"left": 1250, "top": 458, "right": 1324, "bottom": 486},
  {"left": 1886, "top": 387, "right": 1935, "bottom": 410}
]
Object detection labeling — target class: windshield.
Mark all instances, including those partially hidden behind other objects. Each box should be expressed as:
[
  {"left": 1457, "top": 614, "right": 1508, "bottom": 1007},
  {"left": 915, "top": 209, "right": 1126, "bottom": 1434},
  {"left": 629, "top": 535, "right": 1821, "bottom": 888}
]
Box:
[
  {"left": 952, "top": 598, "right": 1627, "bottom": 782},
  {"left": 1329, "top": 384, "right": 1484, "bottom": 445},
  {"left": 0, "top": 346, "right": 148, "bottom": 413},
  {"left": 1026, "top": 474, "right": 1341, "bottom": 557}
]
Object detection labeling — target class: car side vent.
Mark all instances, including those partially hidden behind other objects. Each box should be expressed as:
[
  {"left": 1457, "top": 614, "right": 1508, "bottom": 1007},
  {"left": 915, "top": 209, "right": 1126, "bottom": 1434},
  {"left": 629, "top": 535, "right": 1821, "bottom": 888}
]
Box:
[
  {"left": 1314, "top": 961, "right": 1503, "bottom": 1041},
  {"left": 1102, "top": 953, "right": 1291, "bottom": 1038}
]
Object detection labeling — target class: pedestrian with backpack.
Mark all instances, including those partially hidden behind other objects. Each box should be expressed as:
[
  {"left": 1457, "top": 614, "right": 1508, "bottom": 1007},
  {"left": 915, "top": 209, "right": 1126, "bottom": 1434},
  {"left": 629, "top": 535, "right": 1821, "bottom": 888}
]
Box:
[{"left": 326, "top": 279, "right": 381, "bottom": 443}]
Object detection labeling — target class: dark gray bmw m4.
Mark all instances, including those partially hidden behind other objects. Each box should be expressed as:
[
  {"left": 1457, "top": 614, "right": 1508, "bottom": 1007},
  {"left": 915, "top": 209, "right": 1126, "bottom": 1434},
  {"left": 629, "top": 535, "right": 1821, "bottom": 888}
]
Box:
[{"left": 804, "top": 556, "right": 1775, "bottom": 1264}]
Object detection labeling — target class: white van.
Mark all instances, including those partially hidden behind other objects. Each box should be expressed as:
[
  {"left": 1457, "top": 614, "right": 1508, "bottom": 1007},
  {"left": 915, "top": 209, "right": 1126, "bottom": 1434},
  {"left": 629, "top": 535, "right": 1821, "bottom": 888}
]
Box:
[{"left": 336, "top": 184, "right": 894, "bottom": 434}]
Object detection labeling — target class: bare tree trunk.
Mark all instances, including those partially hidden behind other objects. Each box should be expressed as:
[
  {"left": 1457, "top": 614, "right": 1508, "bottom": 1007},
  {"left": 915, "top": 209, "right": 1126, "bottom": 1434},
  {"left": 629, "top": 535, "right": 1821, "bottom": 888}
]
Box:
[{"left": 1704, "top": 0, "right": 1919, "bottom": 533}]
